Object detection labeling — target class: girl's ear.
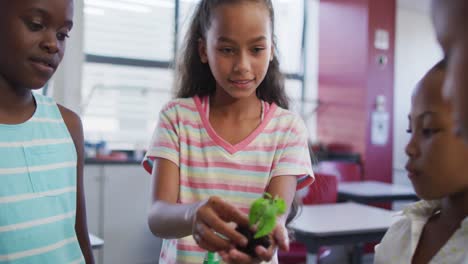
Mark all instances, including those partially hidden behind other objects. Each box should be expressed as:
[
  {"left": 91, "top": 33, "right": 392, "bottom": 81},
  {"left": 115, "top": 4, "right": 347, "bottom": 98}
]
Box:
[{"left": 198, "top": 38, "right": 208, "bottom": 64}]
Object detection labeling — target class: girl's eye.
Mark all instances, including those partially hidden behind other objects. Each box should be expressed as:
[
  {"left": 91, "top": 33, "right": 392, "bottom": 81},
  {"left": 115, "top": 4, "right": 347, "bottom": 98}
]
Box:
[
  {"left": 56, "top": 32, "right": 70, "bottom": 41},
  {"left": 219, "top": 47, "right": 234, "bottom": 54},
  {"left": 27, "top": 21, "right": 44, "bottom": 31},
  {"left": 421, "top": 128, "right": 440, "bottom": 138},
  {"left": 406, "top": 129, "right": 412, "bottom": 134},
  {"left": 252, "top": 47, "right": 265, "bottom": 53}
]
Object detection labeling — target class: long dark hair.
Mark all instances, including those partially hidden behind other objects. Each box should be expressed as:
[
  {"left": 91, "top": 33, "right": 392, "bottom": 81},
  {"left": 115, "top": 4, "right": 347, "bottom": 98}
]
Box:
[
  {"left": 175, "top": 0, "right": 289, "bottom": 109},
  {"left": 285, "top": 196, "right": 300, "bottom": 242}
]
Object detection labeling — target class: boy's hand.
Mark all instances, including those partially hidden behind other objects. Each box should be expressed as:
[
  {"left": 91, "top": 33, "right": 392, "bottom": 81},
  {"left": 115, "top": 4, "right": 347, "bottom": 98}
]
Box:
[{"left": 192, "top": 196, "right": 249, "bottom": 252}]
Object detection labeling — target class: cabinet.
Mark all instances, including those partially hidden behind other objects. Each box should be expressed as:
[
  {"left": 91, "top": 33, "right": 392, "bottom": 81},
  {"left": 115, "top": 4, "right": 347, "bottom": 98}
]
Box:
[{"left": 84, "top": 164, "right": 162, "bottom": 264}]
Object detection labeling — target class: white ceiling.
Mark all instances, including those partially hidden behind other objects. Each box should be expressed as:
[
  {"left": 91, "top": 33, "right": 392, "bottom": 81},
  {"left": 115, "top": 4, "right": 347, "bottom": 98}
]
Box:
[{"left": 397, "top": 0, "right": 431, "bottom": 14}]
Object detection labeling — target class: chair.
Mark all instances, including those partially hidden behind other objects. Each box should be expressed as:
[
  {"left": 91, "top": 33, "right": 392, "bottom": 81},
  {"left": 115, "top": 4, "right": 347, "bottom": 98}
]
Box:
[
  {"left": 325, "top": 142, "right": 353, "bottom": 153},
  {"left": 309, "top": 142, "right": 327, "bottom": 163},
  {"left": 301, "top": 172, "right": 338, "bottom": 204},
  {"left": 278, "top": 173, "right": 338, "bottom": 264},
  {"left": 316, "top": 160, "right": 363, "bottom": 182}
]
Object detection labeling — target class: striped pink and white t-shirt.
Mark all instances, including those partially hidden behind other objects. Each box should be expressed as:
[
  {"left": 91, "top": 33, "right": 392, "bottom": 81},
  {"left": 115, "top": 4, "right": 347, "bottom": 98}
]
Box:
[{"left": 143, "top": 96, "right": 314, "bottom": 264}]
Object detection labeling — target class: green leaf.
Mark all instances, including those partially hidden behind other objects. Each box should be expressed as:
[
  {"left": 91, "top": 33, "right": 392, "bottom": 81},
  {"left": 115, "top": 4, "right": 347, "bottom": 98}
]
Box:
[
  {"left": 254, "top": 207, "right": 276, "bottom": 238},
  {"left": 248, "top": 193, "right": 288, "bottom": 238},
  {"left": 249, "top": 196, "right": 268, "bottom": 226},
  {"left": 274, "top": 198, "right": 286, "bottom": 215}
]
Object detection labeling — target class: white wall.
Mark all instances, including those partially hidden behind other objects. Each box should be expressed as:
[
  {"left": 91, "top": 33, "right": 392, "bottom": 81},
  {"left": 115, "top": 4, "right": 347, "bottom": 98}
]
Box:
[
  {"left": 393, "top": 4, "right": 442, "bottom": 185},
  {"left": 304, "top": 0, "right": 320, "bottom": 142},
  {"left": 51, "top": 0, "right": 84, "bottom": 114}
]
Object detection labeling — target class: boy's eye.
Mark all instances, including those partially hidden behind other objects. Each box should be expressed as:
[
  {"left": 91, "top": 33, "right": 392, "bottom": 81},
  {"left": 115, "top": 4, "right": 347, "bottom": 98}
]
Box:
[
  {"left": 27, "top": 21, "right": 44, "bottom": 31},
  {"left": 406, "top": 129, "right": 412, "bottom": 134},
  {"left": 56, "top": 32, "right": 70, "bottom": 41}
]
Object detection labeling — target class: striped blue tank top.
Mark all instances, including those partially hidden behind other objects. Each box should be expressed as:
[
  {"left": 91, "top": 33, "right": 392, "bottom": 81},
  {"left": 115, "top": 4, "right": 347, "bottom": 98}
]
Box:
[{"left": 0, "top": 93, "right": 84, "bottom": 263}]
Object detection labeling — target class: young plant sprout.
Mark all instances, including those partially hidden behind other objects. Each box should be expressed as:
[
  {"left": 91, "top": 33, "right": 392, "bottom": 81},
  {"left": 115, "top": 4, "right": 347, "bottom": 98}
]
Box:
[
  {"left": 249, "top": 193, "right": 286, "bottom": 238},
  {"left": 236, "top": 193, "right": 286, "bottom": 257}
]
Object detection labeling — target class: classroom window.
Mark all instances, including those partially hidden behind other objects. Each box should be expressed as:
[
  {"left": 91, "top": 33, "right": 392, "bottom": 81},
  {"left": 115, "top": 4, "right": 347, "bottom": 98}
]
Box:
[
  {"left": 82, "top": 0, "right": 307, "bottom": 150},
  {"left": 83, "top": 0, "right": 174, "bottom": 60}
]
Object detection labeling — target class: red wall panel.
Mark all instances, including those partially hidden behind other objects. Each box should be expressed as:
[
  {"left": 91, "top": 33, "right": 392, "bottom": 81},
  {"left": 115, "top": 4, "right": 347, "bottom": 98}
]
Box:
[{"left": 317, "top": 0, "right": 395, "bottom": 183}]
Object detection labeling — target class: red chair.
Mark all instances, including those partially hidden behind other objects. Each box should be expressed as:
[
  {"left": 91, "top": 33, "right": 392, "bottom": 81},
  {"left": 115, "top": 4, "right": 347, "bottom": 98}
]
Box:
[
  {"left": 278, "top": 173, "right": 338, "bottom": 264},
  {"left": 309, "top": 142, "right": 324, "bottom": 153},
  {"left": 325, "top": 142, "right": 353, "bottom": 153},
  {"left": 301, "top": 172, "right": 338, "bottom": 204},
  {"left": 316, "top": 160, "right": 363, "bottom": 182}
]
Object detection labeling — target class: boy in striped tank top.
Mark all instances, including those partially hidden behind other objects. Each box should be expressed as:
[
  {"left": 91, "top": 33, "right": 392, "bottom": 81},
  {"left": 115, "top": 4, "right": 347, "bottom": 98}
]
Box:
[
  {"left": 0, "top": 1, "right": 94, "bottom": 263},
  {"left": 143, "top": 1, "right": 314, "bottom": 263}
]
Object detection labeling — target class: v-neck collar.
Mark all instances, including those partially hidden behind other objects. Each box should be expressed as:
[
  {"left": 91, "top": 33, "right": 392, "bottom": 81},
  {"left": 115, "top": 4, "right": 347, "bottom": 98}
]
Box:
[{"left": 194, "top": 95, "right": 277, "bottom": 155}]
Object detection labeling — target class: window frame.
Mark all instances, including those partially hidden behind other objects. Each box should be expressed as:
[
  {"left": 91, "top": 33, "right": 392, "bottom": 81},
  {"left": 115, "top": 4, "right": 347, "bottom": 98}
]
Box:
[{"left": 84, "top": 0, "right": 308, "bottom": 101}]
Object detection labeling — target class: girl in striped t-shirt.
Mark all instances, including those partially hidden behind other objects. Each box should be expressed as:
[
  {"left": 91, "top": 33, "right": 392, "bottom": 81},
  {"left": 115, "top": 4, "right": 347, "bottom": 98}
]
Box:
[
  {"left": 143, "top": 1, "right": 314, "bottom": 263},
  {"left": 0, "top": 1, "right": 94, "bottom": 263}
]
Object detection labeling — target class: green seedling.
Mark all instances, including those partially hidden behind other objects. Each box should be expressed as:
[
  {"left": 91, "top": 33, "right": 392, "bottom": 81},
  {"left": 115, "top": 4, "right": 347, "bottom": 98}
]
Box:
[{"left": 248, "top": 193, "right": 286, "bottom": 238}]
